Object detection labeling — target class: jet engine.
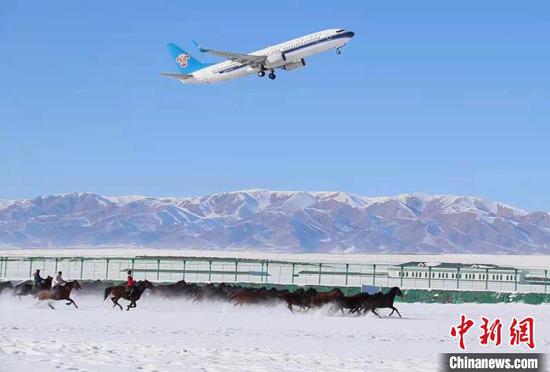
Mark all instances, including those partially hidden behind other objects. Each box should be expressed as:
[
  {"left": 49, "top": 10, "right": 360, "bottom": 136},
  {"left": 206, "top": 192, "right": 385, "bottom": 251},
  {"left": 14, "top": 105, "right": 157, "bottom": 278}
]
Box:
[
  {"left": 283, "top": 59, "right": 306, "bottom": 71},
  {"left": 265, "top": 53, "right": 287, "bottom": 68}
]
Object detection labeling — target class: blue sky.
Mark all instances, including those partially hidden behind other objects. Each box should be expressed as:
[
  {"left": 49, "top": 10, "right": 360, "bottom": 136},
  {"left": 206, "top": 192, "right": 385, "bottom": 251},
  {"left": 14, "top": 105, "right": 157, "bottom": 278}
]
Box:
[{"left": 1, "top": 1, "right": 549, "bottom": 211}]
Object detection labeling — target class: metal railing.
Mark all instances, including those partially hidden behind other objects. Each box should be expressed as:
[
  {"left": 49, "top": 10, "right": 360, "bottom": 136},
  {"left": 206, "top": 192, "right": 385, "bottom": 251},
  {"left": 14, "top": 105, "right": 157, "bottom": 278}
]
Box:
[{"left": 0, "top": 255, "right": 548, "bottom": 293}]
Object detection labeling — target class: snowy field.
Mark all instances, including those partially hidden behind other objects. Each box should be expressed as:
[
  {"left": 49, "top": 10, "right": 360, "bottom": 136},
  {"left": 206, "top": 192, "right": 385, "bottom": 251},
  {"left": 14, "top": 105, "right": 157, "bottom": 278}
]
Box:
[{"left": 0, "top": 292, "right": 548, "bottom": 372}]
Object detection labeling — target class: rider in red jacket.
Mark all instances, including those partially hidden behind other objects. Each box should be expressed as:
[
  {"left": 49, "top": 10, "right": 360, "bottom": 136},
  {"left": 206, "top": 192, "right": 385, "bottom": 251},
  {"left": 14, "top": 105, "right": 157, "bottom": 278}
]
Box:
[{"left": 127, "top": 270, "right": 136, "bottom": 297}]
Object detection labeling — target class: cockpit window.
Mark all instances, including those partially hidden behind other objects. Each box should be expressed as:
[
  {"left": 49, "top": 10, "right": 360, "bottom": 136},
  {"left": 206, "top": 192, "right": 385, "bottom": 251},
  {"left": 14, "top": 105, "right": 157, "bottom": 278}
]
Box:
[{"left": 336, "top": 29, "right": 345, "bottom": 33}]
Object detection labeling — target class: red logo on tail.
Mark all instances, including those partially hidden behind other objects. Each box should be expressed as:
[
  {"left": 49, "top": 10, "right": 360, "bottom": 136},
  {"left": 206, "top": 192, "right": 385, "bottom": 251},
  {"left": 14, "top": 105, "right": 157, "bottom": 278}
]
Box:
[{"left": 176, "top": 54, "right": 190, "bottom": 68}]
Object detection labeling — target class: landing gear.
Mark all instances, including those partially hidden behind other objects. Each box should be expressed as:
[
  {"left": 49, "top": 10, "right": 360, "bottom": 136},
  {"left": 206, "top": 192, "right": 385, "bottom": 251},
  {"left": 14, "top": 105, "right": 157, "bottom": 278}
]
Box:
[
  {"left": 268, "top": 72, "right": 276, "bottom": 80},
  {"left": 258, "top": 70, "right": 265, "bottom": 77},
  {"left": 336, "top": 48, "right": 342, "bottom": 55}
]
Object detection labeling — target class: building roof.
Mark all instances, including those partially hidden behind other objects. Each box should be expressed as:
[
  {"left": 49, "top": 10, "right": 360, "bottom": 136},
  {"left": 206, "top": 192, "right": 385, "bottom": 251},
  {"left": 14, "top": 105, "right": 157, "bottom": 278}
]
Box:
[
  {"left": 398, "top": 261, "right": 519, "bottom": 271},
  {"left": 398, "top": 261, "right": 430, "bottom": 267}
]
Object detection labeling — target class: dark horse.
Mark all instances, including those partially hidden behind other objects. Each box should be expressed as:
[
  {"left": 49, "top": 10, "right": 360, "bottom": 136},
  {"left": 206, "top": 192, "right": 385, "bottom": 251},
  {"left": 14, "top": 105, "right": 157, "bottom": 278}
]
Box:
[
  {"left": 364, "top": 287, "right": 404, "bottom": 317},
  {"left": 0, "top": 281, "right": 14, "bottom": 294},
  {"left": 281, "top": 288, "right": 317, "bottom": 312},
  {"left": 36, "top": 280, "right": 82, "bottom": 309},
  {"left": 338, "top": 293, "right": 371, "bottom": 315},
  {"left": 230, "top": 287, "right": 285, "bottom": 306},
  {"left": 103, "top": 280, "right": 154, "bottom": 311},
  {"left": 13, "top": 276, "right": 53, "bottom": 298}
]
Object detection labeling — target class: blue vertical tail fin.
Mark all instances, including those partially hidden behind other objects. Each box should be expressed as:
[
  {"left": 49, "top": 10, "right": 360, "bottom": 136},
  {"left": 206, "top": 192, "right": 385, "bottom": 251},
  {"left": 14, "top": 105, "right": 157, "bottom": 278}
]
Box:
[{"left": 166, "top": 43, "right": 211, "bottom": 74}]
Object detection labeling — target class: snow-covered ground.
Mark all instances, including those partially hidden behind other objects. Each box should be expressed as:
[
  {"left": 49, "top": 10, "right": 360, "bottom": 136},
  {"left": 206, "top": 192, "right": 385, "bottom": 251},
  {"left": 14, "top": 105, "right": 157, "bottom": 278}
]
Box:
[{"left": 0, "top": 293, "right": 548, "bottom": 372}]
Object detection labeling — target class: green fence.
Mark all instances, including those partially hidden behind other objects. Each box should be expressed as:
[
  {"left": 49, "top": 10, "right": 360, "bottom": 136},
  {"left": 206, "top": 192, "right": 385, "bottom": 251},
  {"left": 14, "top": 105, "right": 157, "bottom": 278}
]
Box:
[
  {"left": 398, "top": 289, "right": 550, "bottom": 305},
  {"left": 0, "top": 255, "right": 548, "bottom": 294}
]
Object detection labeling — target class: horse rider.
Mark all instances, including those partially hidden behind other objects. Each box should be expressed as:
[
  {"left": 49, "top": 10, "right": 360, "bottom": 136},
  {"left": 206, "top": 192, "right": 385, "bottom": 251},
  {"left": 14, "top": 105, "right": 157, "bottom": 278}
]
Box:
[
  {"left": 52, "top": 271, "right": 67, "bottom": 295},
  {"left": 127, "top": 270, "right": 136, "bottom": 298},
  {"left": 33, "top": 269, "right": 45, "bottom": 290}
]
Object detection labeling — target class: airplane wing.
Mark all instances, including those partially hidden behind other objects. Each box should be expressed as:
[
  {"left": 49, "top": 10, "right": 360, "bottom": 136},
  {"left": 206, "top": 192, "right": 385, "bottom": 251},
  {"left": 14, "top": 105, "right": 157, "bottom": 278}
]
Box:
[
  {"left": 160, "top": 73, "right": 194, "bottom": 80},
  {"left": 192, "top": 40, "right": 266, "bottom": 66}
]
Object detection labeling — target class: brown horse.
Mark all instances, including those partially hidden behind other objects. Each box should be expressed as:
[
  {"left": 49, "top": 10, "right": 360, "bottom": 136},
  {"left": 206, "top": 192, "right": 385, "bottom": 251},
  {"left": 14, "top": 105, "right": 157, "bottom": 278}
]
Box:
[
  {"left": 103, "top": 280, "right": 154, "bottom": 311},
  {"left": 310, "top": 288, "right": 344, "bottom": 308},
  {"left": 36, "top": 280, "right": 82, "bottom": 309},
  {"left": 153, "top": 280, "right": 189, "bottom": 298},
  {"left": 230, "top": 287, "right": 276, "bottom": 306}
]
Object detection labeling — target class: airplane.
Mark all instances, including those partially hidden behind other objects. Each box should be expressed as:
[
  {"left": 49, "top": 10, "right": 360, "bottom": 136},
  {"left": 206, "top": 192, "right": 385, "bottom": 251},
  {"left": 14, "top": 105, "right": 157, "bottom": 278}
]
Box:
[{"left": 161, "top": 28, "right": 355, "bottom": 84}]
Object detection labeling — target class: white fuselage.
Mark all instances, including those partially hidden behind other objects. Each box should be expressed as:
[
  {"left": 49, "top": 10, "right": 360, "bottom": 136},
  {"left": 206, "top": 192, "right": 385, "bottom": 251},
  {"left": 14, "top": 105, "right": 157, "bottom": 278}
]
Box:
[{"left": 184, "top": 29, "right": 354, "bottom": 84}]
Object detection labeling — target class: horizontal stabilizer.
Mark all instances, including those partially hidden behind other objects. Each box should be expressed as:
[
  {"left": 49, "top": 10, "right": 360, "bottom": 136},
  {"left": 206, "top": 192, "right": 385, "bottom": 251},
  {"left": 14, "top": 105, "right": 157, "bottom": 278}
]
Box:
[{"left": 160, "top": 73, "right": 193, "bottom": 80}]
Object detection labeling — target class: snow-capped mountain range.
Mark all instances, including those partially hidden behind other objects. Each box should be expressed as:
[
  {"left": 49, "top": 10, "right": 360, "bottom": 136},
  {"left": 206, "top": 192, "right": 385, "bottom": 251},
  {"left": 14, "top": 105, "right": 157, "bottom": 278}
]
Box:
[{"left": 0, "top": 190, "right": 549, "bottom": 254}]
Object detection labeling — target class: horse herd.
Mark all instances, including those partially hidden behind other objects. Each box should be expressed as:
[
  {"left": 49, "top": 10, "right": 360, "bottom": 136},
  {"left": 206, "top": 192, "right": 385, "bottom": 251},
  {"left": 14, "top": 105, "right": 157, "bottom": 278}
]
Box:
[
  {"left": 0, "top": 279, "right": 404, "bottom": 316},
  {"left": 153, "top": 280, "right": 404, "bottom": 317}
]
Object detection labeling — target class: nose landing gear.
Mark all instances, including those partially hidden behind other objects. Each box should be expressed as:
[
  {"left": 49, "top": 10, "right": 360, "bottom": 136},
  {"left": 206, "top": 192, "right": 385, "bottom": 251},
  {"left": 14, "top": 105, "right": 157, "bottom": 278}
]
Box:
[{"left": 336, "top": 48, "right": 342, "bottom": 55}]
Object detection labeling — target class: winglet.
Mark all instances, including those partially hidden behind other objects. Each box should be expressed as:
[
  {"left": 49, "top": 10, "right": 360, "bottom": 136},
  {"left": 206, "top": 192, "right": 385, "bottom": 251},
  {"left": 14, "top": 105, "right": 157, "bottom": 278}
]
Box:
[{"left": 192, "top": 40, "right": 208, "bottom": 53}]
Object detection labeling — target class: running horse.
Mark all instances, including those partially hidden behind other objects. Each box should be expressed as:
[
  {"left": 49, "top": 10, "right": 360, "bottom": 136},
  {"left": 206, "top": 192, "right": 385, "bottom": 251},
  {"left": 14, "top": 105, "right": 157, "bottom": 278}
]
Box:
[
  {"left": 363, "top": 287, "right": 404, "bottom": 317},
  {"left": 310, "top": 288, "right": 344, "bottom": 308},
  {"left": 338, "top": 293, "right": 371, "bottom": 315},
  {"left": 103, "top": 280, "right": 154, "bottom": 311},
  {"left": 281, "top": 288, "right": 317, "bottom": 312},
  {"left": 13, "top": 276, "right": 53, "bottom": 298},
  {"left": 0, "top": 281, "right": 14, "bottom": 294},
  {"left": 36, "top": 280, "right": 82, "bottom": 309}
]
